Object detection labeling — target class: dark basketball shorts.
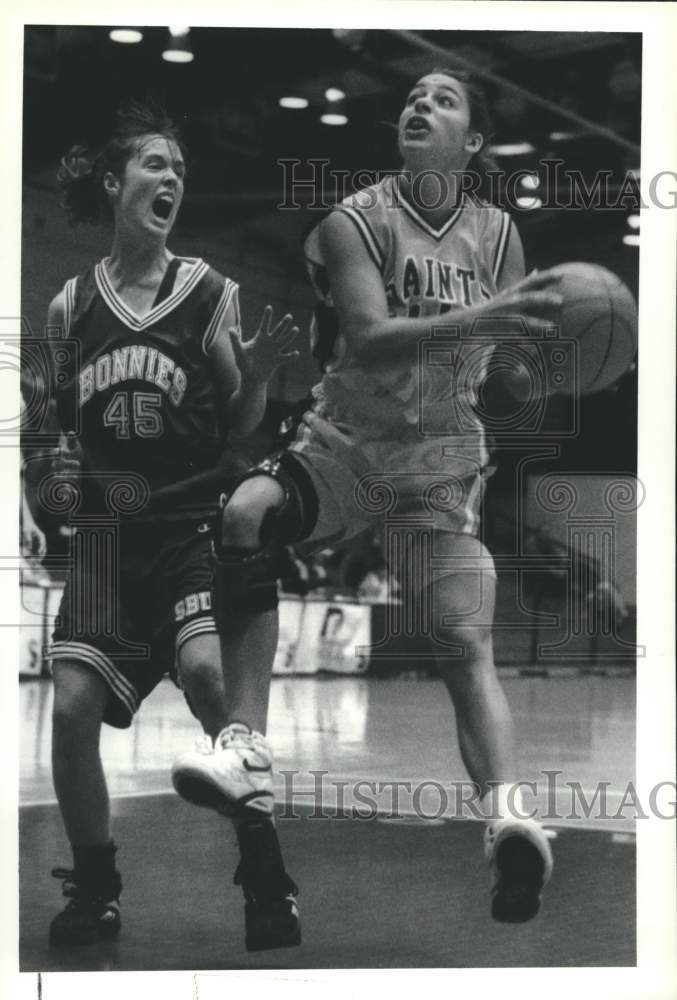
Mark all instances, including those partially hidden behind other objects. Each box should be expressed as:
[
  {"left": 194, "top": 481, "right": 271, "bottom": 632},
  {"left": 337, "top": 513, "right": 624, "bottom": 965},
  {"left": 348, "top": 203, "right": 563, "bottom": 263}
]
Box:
[{"left": 48, "top": 517, "right": 218, "bottom": 728}]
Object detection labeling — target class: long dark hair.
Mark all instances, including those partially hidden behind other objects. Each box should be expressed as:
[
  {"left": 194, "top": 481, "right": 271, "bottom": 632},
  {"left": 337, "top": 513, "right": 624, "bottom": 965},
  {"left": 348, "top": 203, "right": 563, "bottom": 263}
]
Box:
[
  {"left": 56, "top": 100, "right": 185, "bottom": 226},
  {"left": 427, "top": 67, "right": 499, "bottom": 202}
]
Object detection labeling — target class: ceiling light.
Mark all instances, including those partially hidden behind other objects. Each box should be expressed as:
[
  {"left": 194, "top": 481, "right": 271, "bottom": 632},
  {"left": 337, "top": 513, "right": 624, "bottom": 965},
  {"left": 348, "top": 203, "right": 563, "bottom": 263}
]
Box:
[
  {"left": 548, "top": 131, "right": 577, "bottom": 142},
  {"left": 622, "top": 234, "right": 639, "bottom": 247},
  {"left": 163, "top": 49, "right": 193, "bottom": 63},
  {"left": 109, "top": 28, "right": 143, "bottom": 44},
  {"left": 516, "top": 196, "right": 543, "bottom": 210},
  {"left": 627, "top": 214, "right": 640, "bottom": 229},
  {"left": 487, "top": 142, "right": 535, "bottom": 157},
  {"left": 279, "top": 96, "right": 309, "bottom": 109},
  {"left": 169, "top": 25, "right": 190, "bottom": 37},
  {"left": 520, "top": 173, "right": 540, "bottom": 190},
  {"left": 162, "top": 32, "right": 194, "bottom": 63},
  {"left": 321, "top": 112, "right": 348, "bottom": 126},
  {"left": 325, "top": 87, "right": 346, "bottom": 103}
]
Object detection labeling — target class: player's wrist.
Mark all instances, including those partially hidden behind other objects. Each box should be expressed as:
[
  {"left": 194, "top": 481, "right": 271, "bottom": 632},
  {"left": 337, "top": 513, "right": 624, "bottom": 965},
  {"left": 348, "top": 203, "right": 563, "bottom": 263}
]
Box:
[{"left": 239, "top": 368, "right": 270, "bottom": 390}]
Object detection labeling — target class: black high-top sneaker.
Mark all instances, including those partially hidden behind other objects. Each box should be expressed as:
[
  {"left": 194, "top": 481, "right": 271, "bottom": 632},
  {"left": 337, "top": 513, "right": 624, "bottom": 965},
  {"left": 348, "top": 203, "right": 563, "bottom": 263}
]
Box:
[
  {"left": 234, "top": 820, "right": 301, "bottom": 952},
  {"left": 49, "top": 842, "right": 122, "bottom": 946}
]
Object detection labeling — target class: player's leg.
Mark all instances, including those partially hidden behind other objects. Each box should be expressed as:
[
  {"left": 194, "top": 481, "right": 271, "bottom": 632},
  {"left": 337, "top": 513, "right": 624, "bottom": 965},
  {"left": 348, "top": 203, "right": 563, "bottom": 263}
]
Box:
[
  {"left": 397, "top": 529, "right": 552, "bottom": 922},
  {"left": 46, "top": 544, "right": 145, "bottom": 947},
  {"left": 176, "top": 630, "right": 227, "bottom": 741},
  {"left": 172, "top": 472, "right": 290, "bottom": 818},
  {"left": 425, "top": 533, "right": 515, "bottom": 790},
  {"left": 170, "top": 507, "right": 301, "bottom": 950},
  {"left": 175, "top": 441, "right": 354, "bottom": 949},
  {"left": 204, "top": 450, "right": 340, "bottom": 809},
  {"left": 48, "top": 657, "right": 122, "bottom": 945},
  {"left": 215, "top": 471, "right": 287, "bottom": 730},
  {"left": 51, "top": 660, "right": 111, "bottom": 843}
]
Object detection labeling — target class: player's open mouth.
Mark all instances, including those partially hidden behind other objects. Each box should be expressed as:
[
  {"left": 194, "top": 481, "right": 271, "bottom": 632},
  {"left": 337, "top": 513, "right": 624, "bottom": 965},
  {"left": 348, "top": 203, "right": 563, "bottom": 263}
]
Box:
[
  {"left": 151, "top": 194, "right": 174, "bottom": 221},
  {"left": 404, "top": 115, "right": 431, "bottom": 136}
]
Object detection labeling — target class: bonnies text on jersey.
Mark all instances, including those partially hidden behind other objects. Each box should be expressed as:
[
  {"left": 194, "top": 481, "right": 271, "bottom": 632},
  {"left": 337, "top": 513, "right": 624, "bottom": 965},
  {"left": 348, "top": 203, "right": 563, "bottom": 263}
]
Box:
[{"left": 79, "top": 345, "right": 187, "bottom": 407}]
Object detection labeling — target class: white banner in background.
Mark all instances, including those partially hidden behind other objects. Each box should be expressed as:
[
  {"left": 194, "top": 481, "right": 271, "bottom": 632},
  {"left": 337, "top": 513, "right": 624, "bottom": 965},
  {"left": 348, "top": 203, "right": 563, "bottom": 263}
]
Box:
[
  {"left": 272, "top": 596, "right": 305, "bottom": 675},
  {"left": 19, "top": 583, "right": 48, "bottom": 677},
  {"left": 273, "top": 597, "right": 371, "bottom": 675}
]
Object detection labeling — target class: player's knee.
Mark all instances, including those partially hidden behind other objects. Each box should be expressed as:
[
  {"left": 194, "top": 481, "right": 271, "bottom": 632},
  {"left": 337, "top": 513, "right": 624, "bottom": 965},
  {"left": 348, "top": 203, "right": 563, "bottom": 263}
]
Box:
[
  {"left": 52, "top": 664, "right": 106, "bottom": 744},
  {"left": 219, "top": 477, "right": 286, "bottom": 551},
  {"left": 439, "top": 622, "right": 493, "bottom": 662},
  {"left": 178, "top": 640, "right": 223, "bottom": 698},
  {"left": 220, "top": 496, "right": 267, "bottom": 550},
  {"left": 213, "top": 464, "right": 305, "bottom": 631}
]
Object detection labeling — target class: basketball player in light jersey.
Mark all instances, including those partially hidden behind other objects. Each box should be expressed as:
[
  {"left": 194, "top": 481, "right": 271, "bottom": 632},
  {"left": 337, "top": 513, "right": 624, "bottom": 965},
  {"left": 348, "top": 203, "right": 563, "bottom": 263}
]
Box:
[
  {"left": 44, "top": 102, "right": 301, "bottom": 951},
  {"left": 173, "top": 71, "right": 563, "bottom": 924}
]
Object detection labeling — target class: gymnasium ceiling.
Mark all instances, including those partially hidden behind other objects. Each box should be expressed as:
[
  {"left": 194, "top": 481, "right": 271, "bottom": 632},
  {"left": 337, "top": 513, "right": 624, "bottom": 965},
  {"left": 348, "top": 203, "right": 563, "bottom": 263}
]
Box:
[{"left": 22, "top": 26, "right": 642, "bottom": 276}]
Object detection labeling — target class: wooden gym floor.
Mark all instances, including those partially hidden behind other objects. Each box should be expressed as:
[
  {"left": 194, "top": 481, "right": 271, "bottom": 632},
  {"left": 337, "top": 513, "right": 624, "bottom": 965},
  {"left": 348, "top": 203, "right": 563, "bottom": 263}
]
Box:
[{"left": 19, "top": 672, "right": 635, "bottom": 970}]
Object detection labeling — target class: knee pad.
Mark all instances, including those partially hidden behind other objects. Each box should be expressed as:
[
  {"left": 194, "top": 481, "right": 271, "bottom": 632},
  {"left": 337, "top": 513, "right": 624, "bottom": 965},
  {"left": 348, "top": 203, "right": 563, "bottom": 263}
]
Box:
[
  {"left": 212, "top": 454, "right": 314, "bottom": 631},
  {"left": 213, "top": 540, "right": 284, "bottom": 630}
]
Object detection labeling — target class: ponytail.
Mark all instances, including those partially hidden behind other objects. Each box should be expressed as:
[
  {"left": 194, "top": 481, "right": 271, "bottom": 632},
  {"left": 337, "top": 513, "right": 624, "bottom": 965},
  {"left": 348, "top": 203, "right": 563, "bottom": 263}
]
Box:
[{"left": 56, "top": 144, "right": 106, "bottom": 226}]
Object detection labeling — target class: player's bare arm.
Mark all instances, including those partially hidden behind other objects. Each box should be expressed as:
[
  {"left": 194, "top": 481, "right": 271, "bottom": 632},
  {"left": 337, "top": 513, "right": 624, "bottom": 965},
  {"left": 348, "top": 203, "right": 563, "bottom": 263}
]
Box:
[
  {"left": 320, "top": 210, "right": 562, "bottom": 368},
  {"left": 41, "top": 293, "right": 83, "bottom": 473}
]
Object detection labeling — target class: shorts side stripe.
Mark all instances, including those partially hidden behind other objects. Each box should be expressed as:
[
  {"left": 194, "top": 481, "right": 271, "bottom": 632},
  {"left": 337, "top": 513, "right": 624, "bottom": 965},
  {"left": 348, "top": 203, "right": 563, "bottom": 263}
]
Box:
[
  {"left": 176, "top": 617, "right": 218, "bottom": 650},
  {"left": 47, "top": 641, "right": 139, "bottom": 717}
]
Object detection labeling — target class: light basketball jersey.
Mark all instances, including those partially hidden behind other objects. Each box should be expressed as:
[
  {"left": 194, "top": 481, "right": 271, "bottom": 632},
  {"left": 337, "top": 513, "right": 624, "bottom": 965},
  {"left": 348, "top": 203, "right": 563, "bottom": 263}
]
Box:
[{"left": 304, "top": 173, "right": 514, "bottom": 463}]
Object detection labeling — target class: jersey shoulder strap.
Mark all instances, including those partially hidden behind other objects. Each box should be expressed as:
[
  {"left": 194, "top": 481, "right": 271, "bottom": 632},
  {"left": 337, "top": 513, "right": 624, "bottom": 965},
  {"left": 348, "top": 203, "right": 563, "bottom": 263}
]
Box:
[
  {"left": 66, "top": 264, "right": 100, "bottom": 334},
  {"left": 199, "top": 265, "right": 240, "bottom": 355},
  {"left": 475, "top": 203, "right": 514, "bottom": 284},
  {"left": 304, "top": 176, "right": 394, "bottom": 280},
  {"left": 333, "top": 176, "right": 394, "bottom": 274}
]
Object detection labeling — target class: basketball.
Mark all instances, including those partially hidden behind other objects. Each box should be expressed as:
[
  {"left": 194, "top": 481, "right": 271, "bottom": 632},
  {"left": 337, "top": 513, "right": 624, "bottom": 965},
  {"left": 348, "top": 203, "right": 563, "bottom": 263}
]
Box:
[{"left": 547, "top": 262, "right": 638, "bottom": 394}]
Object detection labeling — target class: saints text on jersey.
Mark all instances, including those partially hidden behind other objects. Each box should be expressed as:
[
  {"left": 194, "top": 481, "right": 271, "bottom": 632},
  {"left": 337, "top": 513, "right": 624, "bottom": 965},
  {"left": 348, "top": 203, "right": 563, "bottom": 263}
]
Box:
[{"left": 388, "top": 254, "right": 492, "bottom": 316}]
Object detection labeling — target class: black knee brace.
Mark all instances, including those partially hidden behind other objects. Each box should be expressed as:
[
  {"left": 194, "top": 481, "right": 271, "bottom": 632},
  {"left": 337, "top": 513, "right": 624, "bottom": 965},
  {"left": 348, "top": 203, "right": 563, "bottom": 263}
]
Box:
[{"left": 212, "top": 454, "right": 314, "bottom": 631}]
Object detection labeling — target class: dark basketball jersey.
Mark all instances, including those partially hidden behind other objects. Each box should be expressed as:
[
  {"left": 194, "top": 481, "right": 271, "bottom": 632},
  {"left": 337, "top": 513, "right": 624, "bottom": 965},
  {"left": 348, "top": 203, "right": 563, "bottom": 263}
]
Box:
[{"left": 56, "top": 256, "right": 240, "bottom": 517}]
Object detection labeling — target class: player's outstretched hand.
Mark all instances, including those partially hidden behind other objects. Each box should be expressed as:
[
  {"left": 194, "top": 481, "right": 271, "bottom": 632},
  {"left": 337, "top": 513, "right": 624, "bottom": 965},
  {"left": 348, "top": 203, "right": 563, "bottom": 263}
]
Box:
[
  {"left": 229, "top": 305, "right": 300, "bottom": 385},
  {"left": 480, "top": 269, "right": 563, "bottom": 333}
]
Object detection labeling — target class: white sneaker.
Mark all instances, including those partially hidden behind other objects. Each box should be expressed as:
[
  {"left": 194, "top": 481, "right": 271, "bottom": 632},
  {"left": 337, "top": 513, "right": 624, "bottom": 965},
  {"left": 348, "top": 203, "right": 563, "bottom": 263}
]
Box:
[
  {"left": 484, "top": 815, "right": 553, "bottom": 923},
  {"left": 171, "top": 724, "right": 275, "bottom": 819}
]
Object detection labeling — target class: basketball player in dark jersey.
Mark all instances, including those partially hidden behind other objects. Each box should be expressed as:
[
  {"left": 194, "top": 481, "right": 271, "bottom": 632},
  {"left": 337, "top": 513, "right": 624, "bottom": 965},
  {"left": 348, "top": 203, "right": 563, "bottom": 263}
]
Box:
[
  {"left": 173, "top": 71, "right": 563, "bottom": 926},
  {"left": 45, "top": 102, "right": 300, "bottom": 950}
]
